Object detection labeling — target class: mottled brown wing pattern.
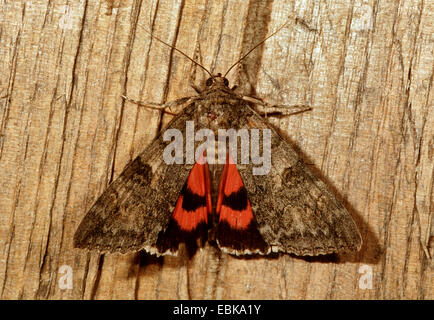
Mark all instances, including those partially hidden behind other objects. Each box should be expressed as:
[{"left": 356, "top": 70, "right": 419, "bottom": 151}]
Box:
[
  {"left": 73, "top": 104, "right": 198, "bottom": 254},
  {"left": 237, "top": 109, "right": 362, "bottom": 256}
]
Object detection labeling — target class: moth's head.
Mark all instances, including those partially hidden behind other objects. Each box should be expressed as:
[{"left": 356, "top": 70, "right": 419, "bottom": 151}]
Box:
[{"left": 205, "top": 73, "right": 229, "bottom": 88}]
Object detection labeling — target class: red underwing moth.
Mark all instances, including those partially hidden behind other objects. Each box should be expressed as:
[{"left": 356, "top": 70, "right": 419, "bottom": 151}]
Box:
[{"left": 73, "top": 23, "right": 362, "bottom": 258}]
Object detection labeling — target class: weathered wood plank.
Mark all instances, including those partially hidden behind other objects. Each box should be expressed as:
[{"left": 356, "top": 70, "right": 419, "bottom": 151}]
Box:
[{"left": 0, "top": 0, "right": 432, "bottom": 299}]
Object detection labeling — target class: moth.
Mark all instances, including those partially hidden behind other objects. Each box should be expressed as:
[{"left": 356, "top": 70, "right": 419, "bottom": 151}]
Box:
[{"left": 73, "top": 24, "right": 362, "bottom": 258}]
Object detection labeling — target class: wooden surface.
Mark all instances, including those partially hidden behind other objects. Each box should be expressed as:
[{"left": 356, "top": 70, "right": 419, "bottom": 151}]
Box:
[{"left": 0, "top": 0, "right": 432, "bottom": 300}]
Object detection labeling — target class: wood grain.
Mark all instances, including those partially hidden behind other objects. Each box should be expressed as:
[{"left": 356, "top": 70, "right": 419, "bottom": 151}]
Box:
[{"left": 0, "top": 0, "right": 432, "bottom": 299}]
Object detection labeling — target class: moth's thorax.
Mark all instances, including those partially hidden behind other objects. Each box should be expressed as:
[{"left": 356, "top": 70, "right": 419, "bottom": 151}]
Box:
[
  {"left": 194, "top": 93, "right": 249, "bottom": 131},
  {"left": 200, "top": 86, "right": 239, "bottom": 101}
]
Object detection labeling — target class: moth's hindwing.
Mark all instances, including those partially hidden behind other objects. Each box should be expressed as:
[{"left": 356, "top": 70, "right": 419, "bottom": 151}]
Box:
[
  {"left": 215, "top": 154, "right": 269, "bottom": 255},
  {"left": 155, "top": 156, "right": 212, "bottom": 257}
]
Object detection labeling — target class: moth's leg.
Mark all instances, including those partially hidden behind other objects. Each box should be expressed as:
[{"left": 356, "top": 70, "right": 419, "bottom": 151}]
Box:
[
  {"left": 122, "top": 96, "right": 192, "bottom": 116},
  {"left": 242, "top": 96, "right": 311, "bottom": 117}
]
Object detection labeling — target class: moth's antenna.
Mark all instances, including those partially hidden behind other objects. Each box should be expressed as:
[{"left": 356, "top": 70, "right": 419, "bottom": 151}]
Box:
[
  {"left": 144, "top": 29, "right": 214, "bottom": 79},
  {"left": 223, "top": 21, "right": 289, "bottom": 78}
]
